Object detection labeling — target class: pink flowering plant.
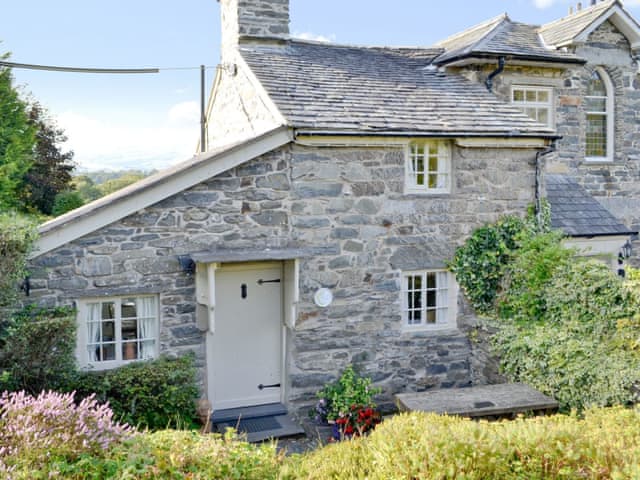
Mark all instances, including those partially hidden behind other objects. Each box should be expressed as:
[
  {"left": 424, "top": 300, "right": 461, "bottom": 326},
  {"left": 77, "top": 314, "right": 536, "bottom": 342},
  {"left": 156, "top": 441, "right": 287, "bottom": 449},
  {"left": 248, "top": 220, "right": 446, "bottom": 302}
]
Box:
[{"left": 0, "top": 390, "right": 134, "bottom": 471}]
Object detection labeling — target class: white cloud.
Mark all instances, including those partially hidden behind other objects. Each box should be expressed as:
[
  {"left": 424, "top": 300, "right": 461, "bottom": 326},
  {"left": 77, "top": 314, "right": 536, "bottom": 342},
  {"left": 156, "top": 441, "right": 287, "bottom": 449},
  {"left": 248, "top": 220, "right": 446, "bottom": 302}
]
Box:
[
  {"left": 532, "top": 0, "right": 557, "bottom": 8},
  {"left": 168, "top": 101, "right": 200, "bottom": 126},
  {"left": 292, "top": 31, "right": 336, "bottom": 43},
  {"left": 57, "top": 104, "right": 200, "bottom": 171}
]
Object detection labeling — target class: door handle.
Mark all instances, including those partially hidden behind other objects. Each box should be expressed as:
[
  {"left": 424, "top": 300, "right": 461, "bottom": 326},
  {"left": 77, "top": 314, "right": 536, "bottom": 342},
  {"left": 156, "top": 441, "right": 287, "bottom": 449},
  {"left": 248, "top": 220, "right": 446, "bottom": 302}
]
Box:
[
  {"left": 257, "top": 278, "right": 281, "bottom": 285},
  {"left": 258, "top": 383, "right": 281, "bottom": 390}
]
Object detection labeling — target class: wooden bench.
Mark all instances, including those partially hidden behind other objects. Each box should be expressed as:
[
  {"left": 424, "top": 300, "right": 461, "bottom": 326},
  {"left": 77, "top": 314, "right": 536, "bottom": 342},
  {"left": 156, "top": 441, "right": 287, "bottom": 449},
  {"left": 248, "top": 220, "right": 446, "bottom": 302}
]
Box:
[{"left": 395, "top": 383, "right": 558, "bottom": 419}]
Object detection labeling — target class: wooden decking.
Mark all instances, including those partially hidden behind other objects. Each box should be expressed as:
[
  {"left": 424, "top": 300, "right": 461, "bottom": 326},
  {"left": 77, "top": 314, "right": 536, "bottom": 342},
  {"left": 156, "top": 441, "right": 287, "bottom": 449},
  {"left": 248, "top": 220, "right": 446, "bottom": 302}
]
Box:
[{"left": 395, "top": 383, "right": 559, "bottom": 419}]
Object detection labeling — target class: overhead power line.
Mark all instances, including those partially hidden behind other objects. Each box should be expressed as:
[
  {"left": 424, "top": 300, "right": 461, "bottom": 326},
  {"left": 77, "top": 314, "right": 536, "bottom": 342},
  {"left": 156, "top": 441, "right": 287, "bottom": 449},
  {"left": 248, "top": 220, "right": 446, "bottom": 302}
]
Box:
[{"left": 0, "top": 60, "right": 159, "bottom": 74}]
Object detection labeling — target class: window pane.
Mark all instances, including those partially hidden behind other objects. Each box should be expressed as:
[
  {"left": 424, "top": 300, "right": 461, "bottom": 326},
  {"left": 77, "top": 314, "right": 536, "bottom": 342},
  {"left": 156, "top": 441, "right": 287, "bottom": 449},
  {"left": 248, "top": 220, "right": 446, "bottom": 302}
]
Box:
[
  {"left": 587, "top": 71, "right": 606, "bottom": 96},
  {"left": 426, "top": 290, "right": 436, "bottom": 308},
  {"left": 513, "top": 89, "right": 524, "bottom": 102},
  {"left": 538, "top": 90, "right": 549, "bottom": 102},
  {"left": 426, "top": 309, "right": 436, "bottom": 324},
  {"left": 428, "top": 144, "right": 438, "bottom": 156},
  {"left": 121, "top": 298, "right": 137, "bottom": 318},
  {"left": 526, "top": 90, "right": 536, "bottom": 102},
  {"left": 585, "top": 97, "right": 606, "bottom": 112},
  {"left": 102, "top": 343, "right": 116, "bottom": 361},
  {"left": 586, "top": 114, "right": 607, "bottom": 157},
  {"left": 426, "top": 272, "right": 436, "bottom": 289},
  {"left": 121, "top": 318, "right": 138, "bottom": 340},
  {"left": 102, "top": 321, "right": 115, "bottom": 341},
  {"left": 428, "top": 157, "right": 438, "bottom": 173},
  {"left": 428, "top": 174, "right": 438, "bottom": 188},
  {"left": 122, "top": 341, "right": 138, "bottom": 361},
  {"left": 101, "top": 302, "right": 115, "bottom": 320},
  {"left": 537, "top": 109, "right": 548, "bottom": 125}
]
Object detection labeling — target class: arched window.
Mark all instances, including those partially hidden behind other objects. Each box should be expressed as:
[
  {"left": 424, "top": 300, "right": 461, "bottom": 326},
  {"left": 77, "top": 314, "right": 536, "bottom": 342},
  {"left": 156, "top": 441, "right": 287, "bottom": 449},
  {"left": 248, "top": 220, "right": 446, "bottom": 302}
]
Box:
[{"left": 585, "top": 68, "right": 614, "bottom": 161}]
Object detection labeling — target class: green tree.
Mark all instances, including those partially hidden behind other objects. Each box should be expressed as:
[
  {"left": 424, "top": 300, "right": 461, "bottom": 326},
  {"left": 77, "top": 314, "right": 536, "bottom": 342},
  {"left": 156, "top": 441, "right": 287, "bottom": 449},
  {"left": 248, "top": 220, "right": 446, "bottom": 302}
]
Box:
[
  {"left": 98, "top": 172, "right": 148, "bottom": 196},
  {"left": 72, "top": 175, "right": 101, "bottom": 203},
  {"left": 21, "top": 102, "right": 75, "bottom": 215},
  {"left": 0, "top": 212, "right": 37, "bottom": 308},
  {"left": 0, "top": 62, "right": 35, "bottom": 211}
]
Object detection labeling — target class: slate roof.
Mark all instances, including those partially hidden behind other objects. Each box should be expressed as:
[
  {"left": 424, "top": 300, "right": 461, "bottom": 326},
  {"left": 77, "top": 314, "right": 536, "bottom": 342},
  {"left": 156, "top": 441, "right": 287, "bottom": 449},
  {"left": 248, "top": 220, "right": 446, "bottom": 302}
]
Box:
[
  {"left": 434, "top": 15, "right": 583, "bottom": 65},
  {"left": 241, "top": 40, "right": 555, "bottom": 136},
  {"left": 539, "top": 0, "right": 619, "bottom": 47},
  {"left": 546, "top": 174, "right": 635, "bottom": 237}
]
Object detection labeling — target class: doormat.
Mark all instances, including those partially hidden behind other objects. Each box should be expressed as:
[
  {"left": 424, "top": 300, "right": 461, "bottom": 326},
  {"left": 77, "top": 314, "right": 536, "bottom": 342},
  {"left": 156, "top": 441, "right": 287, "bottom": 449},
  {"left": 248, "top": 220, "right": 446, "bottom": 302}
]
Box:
[{"left": 217, "top": 415, "right": 282, "bottom": 434}]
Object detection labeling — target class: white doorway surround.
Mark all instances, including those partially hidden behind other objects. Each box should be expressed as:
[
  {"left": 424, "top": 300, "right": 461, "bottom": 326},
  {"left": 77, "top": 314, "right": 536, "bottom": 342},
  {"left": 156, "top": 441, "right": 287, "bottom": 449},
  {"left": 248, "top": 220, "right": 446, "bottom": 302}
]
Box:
[{"left": 196, "top": 259, "right": 298, "bottom": 411}]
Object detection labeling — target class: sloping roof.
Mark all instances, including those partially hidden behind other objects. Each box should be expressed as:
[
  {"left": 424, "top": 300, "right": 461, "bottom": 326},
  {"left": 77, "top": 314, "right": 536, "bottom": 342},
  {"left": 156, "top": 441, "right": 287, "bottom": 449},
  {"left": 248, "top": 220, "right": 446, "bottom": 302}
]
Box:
[
  {"left": 241, "top": 40, "right": 555, "bottom": 137},
  {"left": 546, "top": 174, "right": 636, "bottom": 237},
  {"left": 34, "top": 127, "right": 293, "bottom": 257},
  {"left": 434, "top": 15, "right": 583, "bottom": 65},
  {"left": 539, "top": 0, "right": 640, "bottom": 48}
]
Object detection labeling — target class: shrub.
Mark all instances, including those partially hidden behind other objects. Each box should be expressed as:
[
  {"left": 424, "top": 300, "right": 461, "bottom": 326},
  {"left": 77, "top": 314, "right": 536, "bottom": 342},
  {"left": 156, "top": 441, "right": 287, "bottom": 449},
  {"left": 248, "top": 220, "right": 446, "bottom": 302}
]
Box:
[
  {"left": 287, "top": 408, "right": 640, "bottom": 479},
  {"left": 0, "top": 305, "right": 77, "bottom": 394},
  {"left": 0, "top": 390, "right": 133, "bottom": 474},
  {"left": 0, "top": 212, "right": 37, "bottom": 308},
  {"left": 449, "top": 215, "right": 524, "bottom": 314},
  {"left": 497, "top": 230, "right": 571, "bottom": 323},
  {"left": 44, "top": 430, "right": 282, "bottom": 480},
  {"left": 72, "top": 354, "right": 199, "bottom": 430},
  {"left": 51, "top": 190, "right": 84, "bottom": 217}
]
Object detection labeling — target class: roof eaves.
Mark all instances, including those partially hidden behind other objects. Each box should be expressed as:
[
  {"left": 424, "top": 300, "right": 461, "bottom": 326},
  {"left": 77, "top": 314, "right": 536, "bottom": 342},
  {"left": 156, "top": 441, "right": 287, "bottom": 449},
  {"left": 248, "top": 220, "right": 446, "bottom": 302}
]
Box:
[{"left": 434, "top": 51, "right": 586, "bottom": 67}]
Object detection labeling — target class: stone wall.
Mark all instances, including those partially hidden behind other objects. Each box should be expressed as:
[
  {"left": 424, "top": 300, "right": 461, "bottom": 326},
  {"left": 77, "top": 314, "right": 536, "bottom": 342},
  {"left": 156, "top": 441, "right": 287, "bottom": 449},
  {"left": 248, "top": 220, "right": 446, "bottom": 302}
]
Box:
[{"left": 30, "top": 141, "right": 538, "bottom": 412}]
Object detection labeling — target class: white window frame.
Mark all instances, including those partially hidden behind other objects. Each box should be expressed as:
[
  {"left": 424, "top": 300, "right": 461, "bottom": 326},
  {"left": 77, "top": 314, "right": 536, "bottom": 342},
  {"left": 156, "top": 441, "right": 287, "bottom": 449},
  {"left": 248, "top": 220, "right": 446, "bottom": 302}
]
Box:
[
  {"left": 401, "top": 270, "right": 458, "bottom": 331},
  {"left": 404, "top": 140, "right": 451, "bottom": 194},
  {"left": 585, "top": 67, "right": 614, "bottom": 163},
  {"left": 76, "top": 295, "right": 159, "bottom": 370},
  {"left": 511, "top": 85, "right": 554, "bottom": 128}
]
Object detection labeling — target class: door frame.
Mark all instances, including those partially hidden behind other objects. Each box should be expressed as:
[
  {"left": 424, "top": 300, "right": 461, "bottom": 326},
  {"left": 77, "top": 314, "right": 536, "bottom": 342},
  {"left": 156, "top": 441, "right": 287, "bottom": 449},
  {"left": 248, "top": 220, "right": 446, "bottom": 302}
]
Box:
[{"left": 202, "top": 261, "right": 289, "bottom": 410}]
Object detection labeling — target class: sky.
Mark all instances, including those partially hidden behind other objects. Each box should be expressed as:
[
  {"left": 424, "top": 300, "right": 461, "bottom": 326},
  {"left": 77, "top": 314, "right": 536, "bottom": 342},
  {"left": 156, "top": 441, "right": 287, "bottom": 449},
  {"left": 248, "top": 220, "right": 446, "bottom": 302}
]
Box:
[{"left": 3, "top": 0, "right": 640, "bottom": 172}]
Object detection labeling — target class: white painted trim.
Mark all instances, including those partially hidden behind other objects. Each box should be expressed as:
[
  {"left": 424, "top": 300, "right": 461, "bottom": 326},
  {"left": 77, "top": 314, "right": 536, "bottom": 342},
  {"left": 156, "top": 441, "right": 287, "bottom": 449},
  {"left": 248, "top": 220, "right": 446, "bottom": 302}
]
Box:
[
  {"left": 295, "top": 135, "right": 550, "bottom": 149},
  {"left": 584, "top": 67, "right": 615, "bottom": 163},
  {"left": 511, "top": 85, "right": 555, "bottom": 129},
  {"left": 400, "top": 270, "right": 459, "bottom": 332},
  {"left": 574, "top": 5, "right": 640, "bottom": 47},
  {"left": 33, "top": 127, "right": 293, "bottom": 258},
  {"left": 455, "top": 137, "right": 549, "bottom": 148}
]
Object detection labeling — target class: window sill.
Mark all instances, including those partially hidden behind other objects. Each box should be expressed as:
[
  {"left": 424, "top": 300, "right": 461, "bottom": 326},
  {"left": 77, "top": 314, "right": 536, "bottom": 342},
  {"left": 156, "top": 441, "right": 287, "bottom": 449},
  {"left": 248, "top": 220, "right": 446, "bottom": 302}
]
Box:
[
  {"left": 402, "top": 324, "right": 459, "bottom": 334},
  {"left": 403, "top": 188, "right": 451, "bottom": 196},
  {"left": 583, "top": 157, "right": 614, "bottom": 164},
  {"left": 82, "top": 358, "right": 155, "bottom": 371}
]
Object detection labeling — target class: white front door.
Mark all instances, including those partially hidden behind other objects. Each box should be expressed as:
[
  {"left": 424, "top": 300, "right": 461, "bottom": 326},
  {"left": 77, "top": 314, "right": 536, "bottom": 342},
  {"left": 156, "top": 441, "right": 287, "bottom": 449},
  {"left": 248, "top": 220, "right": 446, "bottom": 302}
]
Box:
[{"left": 210, "top": 263, "right": 283, "bottom": 410}]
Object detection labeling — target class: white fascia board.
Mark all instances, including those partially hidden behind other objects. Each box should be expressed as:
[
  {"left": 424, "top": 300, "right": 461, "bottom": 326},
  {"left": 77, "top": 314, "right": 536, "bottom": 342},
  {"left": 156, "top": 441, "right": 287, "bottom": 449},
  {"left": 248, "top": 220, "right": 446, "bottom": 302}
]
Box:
[
  {"left": 574, "top": 6, "right": 640, "bottom": 47},
  {"left": 296, "top": 136, "right": 549, "bottom": 149},
  {"left": 33, "top": 127, "right": 293, "bottom": 258}
]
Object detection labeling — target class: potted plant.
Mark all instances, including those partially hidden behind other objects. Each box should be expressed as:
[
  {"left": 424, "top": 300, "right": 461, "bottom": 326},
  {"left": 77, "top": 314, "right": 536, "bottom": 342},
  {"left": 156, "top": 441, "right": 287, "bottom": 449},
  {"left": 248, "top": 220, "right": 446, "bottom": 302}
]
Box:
[{"left": 310, "top": 365, "right": 382, "bottom": 440}]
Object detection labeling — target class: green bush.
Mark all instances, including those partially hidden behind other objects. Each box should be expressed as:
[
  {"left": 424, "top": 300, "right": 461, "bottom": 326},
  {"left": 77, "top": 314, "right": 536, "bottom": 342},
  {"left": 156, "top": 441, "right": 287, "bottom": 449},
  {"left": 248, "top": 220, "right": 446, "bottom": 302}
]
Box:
[
  {"left": 0, "top": 212, "right": 37, "bottom": 308},
  {"left": 492, "top": 259, "right": 640, "bottom": 411},
  {"left": 286, "top": 408, "right": 640, "bottom": 479},
  {"left": 33, "top": 430, "right": 282, "bottom": 480},
  {"left": 72, "top": 354, "right": 200, "bottom": 430},
  {"left": 51, "top": 190, "right": 84, "bottom": 216},
  {"left": 449, "top": 215, "right": 524, "bottom": 314},
  {"left": 497, "top": 230, "right": 572, "bottom": 323},
  {"left": 0, "top": 305, "right": 77, "bottom": 394}
]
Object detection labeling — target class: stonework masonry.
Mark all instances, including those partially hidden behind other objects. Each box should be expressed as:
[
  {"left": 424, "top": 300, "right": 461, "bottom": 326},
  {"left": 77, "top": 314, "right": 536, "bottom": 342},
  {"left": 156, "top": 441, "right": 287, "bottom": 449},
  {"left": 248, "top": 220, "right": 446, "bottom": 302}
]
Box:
[
  {"left": 471, "top": 21, "right": 640, "bottom": 238},
  {"left": 30, "top": 142, "right": 538, "bottom": 413}
]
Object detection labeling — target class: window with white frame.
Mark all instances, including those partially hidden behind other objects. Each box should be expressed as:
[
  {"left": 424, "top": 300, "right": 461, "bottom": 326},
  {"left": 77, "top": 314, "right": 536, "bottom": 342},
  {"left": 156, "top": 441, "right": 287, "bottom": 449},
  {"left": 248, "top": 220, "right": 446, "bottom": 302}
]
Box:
[
  {"left": 585, "top": 68, "right": 614, "bottom": 161},
  {"left": 77, "top": 296, "right": 158, "bottom": 369},
  {"left": 511, "top": 86, "right": 553, "bottom": 127},
  {"left": 401, "top": 270, "right": 455, "bottom": 329},
  {"left": 406, "top": 141, "right": 451, "bottom": 194}
]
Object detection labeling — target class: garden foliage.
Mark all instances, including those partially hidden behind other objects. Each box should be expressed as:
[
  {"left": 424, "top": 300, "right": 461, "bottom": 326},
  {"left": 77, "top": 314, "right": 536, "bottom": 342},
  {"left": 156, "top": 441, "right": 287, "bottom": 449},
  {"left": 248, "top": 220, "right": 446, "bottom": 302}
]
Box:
[
  {"left": 0, "top": 390, "right": 133, "bottom": 475},
  {"left": 0, "top": 305, "right": 77, "bottom": 394},
  {"left": 73, "top": 354, "right": 200, "bottom": 430},
  {"left": 0, "top": 212, "right": 37, "bottom": 308},
  {"left": 448, "top": 215, "right": 524, "bottom": 314},
  {"left": 452, "top": 213, "right": 640, "bottom": 411}
]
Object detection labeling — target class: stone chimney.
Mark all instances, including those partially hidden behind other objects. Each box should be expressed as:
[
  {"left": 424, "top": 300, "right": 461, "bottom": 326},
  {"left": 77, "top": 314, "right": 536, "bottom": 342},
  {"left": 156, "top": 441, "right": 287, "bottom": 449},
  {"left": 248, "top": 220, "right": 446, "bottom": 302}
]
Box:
[{"left": 218, "top": 0, "right": 290, "bottom": 61}]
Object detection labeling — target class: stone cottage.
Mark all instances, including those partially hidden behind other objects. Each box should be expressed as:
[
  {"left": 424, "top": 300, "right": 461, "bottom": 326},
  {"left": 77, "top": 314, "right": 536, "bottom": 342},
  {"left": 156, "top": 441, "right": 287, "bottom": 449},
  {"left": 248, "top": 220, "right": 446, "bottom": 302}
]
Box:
[{"left": 28, "top": 0, "right": 638, "bottom": 419}]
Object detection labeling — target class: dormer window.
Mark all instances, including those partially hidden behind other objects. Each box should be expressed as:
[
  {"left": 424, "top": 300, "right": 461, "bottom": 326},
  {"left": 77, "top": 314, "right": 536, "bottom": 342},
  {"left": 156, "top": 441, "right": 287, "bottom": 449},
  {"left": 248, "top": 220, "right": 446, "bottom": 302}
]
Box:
[
  {"left": 405, "top": 141, "right": 451, "bottom": 194},
  {"left": 585, "top": 68, "right": 614, "bottom": 162},
  {"left": 511, "top": 86, "right": 553, "bottom": 128}
]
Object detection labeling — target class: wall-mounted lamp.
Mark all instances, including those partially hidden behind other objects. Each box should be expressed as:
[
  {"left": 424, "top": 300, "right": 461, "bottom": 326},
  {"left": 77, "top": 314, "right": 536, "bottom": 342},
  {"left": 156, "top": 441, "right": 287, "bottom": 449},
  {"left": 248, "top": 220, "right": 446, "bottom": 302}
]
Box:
[
  {"left": 622, "top": 239, "right": 633, "bottom": 259},
  {"left": 178, "top": 255, "right": 196, "bottom": 275}
]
